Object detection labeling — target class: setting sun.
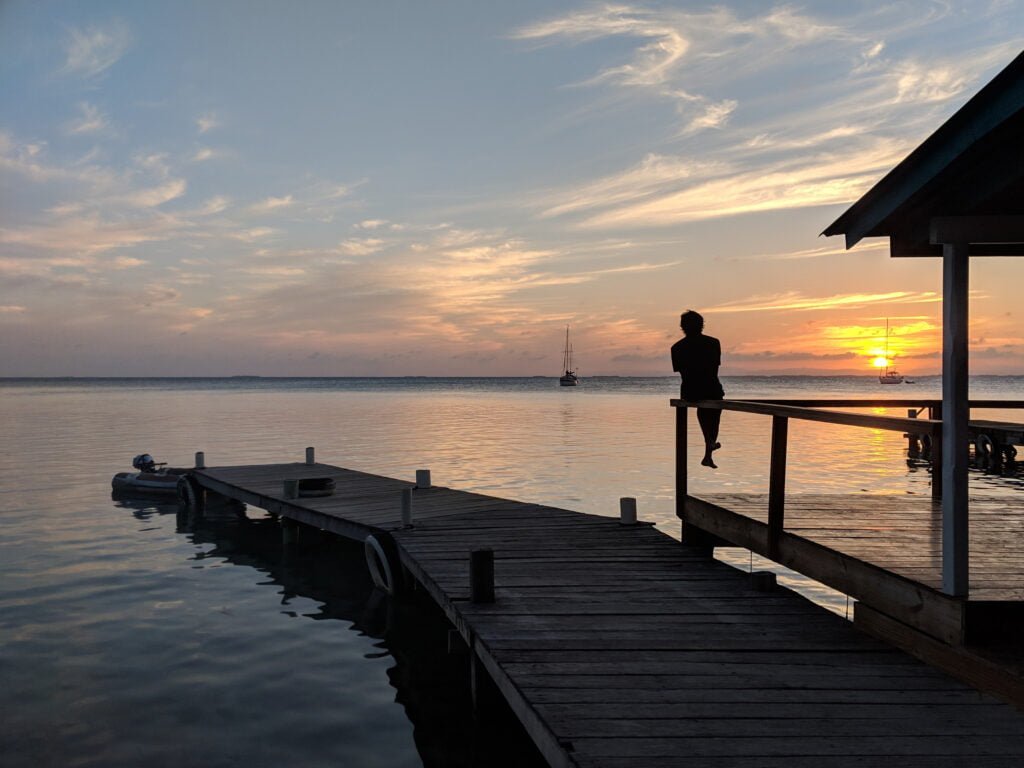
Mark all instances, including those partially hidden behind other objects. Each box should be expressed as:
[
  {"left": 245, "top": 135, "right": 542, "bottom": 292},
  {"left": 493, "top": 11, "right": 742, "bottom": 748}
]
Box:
[{"left": 871, "top": 356, "right": 890, "bottom": 368}]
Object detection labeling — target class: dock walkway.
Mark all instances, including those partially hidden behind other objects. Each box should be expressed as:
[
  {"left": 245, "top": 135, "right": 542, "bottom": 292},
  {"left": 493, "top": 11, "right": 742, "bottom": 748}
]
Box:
[{"left": 192, "top": 461, "right": 1024, "bottom": 768}]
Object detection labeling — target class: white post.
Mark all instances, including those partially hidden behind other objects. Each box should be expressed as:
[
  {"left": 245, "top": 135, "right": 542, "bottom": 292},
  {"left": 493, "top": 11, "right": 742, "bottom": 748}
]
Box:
[
  {"left": 305, "top": 447, "right": 315, "bottom": 465},
  {"left": 942, "top": 241, "right": 970, "bottom": 597},
  {"left": 415, "top": 469, "right": 431, "bottom": 489},
  {"left": 619, "top": 497, "right": 637, "bottom": 526},
  {"left": 194, "top": 451, "right": 205, "bottom": 469}
]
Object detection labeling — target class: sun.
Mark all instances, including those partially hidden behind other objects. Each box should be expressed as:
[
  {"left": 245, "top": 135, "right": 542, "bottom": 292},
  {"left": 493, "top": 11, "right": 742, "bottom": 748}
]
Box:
[{"left": 871, "top": 356, "right": 890, "bottom": 369}]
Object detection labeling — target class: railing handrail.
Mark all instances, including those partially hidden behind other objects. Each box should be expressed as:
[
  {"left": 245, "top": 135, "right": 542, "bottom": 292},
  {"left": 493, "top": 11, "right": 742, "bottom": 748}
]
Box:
[
  {"left": 670, "top": 398, "right": 941, "bottom": 435},
  {"left": 670, "top": 395, "right": 1013, "bottom": 599},
  {"left": 737, "top": 398, "right": 1024, "bottom": 409}
]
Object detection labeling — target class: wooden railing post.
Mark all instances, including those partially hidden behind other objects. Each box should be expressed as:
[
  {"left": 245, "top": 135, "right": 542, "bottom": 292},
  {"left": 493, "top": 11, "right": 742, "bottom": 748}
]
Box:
[
  {"left": 768, "top": 415, "right": 788, "bottom": 559},
  {"left": 676, "top": 405, "right": 687, "bottom": 520}
]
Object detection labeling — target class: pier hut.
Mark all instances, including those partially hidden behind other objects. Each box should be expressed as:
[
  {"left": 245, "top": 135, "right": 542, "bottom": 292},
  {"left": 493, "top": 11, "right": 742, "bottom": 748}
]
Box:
[
  {"left": 673, "top": 51, "right": 1024, "bottom": 695},
  {"left": 823, "top": 49, "right": 1024, "bottom": 597}
]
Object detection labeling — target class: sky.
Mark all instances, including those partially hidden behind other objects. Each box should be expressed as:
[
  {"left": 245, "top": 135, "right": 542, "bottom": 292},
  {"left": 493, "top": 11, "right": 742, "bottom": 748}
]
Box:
[{"left": 2, "top": 1, "right": 1023, "bottom": 377}]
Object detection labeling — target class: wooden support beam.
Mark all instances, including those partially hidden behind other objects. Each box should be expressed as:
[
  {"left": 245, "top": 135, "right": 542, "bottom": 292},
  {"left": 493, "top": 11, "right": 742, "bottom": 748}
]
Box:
[
  {"left": 675, "top": 405, "right": 687, "bottom": 520},
  {"left": 941, "top": 240, "right": 970, "bottom": 597},
  {"left": 767, "top": 415, "right": 788, "bottom": 559},
  {"left": 931, "top": 215, "right": 1024, "bottom": 246}
]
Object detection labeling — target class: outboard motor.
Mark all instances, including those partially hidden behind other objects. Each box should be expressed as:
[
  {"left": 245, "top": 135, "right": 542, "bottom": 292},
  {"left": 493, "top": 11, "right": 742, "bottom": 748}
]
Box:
[{"left": 132, "top": 453, "right": 157, "bottom": 473}]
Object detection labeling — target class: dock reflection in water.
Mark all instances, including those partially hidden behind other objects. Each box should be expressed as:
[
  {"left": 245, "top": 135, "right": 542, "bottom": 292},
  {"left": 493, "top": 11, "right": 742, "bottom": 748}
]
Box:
[{"left": 114, "top": 495, "right": 546, "bottom": 768}]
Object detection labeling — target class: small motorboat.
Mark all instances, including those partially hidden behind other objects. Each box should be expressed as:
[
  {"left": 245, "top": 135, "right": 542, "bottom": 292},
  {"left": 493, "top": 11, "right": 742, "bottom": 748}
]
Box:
[{"left": 111, "top": 454, "right": 188, "bottom": 495}]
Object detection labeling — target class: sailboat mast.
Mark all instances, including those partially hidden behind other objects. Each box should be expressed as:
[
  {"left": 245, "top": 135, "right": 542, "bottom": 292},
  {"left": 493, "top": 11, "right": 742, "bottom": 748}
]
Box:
[{"left": 884, "top": 319, "right": 889, "bottom": 373}]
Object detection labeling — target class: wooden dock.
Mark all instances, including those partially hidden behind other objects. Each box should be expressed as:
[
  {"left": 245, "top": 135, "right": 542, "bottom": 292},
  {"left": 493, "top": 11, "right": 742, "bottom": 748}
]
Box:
[{"left": 187, "top": 458, "right": 1024, "bottom": 768}]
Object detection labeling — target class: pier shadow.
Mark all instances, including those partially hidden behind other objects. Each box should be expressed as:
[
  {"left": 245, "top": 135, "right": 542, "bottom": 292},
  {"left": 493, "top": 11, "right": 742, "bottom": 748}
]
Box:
[{"left": 112, "top": 497, "right": 546, "bottom": 768}]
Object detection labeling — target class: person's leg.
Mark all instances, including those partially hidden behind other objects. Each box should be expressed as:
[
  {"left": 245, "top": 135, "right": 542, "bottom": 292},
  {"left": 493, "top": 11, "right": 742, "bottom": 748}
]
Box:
[{"left": 696, "top": 408, "right": 722, "bottom": 468}]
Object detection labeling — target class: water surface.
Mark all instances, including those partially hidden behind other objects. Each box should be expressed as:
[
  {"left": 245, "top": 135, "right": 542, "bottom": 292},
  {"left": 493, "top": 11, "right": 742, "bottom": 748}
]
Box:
[{"left": 2, "top": 375, "right": 1022, "bottom": 766}]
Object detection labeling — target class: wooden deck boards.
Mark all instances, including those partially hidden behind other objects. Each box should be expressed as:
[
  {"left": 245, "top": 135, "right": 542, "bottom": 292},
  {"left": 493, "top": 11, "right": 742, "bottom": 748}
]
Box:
[{"left": 193, "top": 464, "right": 1024, "bottom": 768}]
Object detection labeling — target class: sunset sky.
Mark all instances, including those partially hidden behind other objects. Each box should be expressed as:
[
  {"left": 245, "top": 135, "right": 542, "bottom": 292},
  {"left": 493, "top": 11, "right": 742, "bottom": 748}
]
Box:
[{"left": 2, "top": 1, "right": 1023, "bottom": 376}]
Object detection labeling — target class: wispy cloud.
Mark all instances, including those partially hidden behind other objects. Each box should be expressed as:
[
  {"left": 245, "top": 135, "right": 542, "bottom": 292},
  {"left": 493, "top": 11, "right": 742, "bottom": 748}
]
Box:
[
  {"left": 336, "top": 238, "right": 385, "bottom": 256},
  {"left": 550, "top": 137, "right": 909, "bottom": 227},
  {"left": 61, "top": 20, "right": 132, "bottom": 78},
  {"left": 520, "top": 5, "right": 1016, "bottom": 229},
  {"left": 707, "top": 290, "right": 941, "bottom": 314},
  {"left": 196, "top": 113, "right": 220, "bottom": 134},
  {"left": 66, "top": 102, "right": 109, "bottom": 135},
  {"left": 251, "top": 195, "right": 294, "bottom": 212},
  {"left": 737, "top": 241, "right": 888, "bottom": 262}
]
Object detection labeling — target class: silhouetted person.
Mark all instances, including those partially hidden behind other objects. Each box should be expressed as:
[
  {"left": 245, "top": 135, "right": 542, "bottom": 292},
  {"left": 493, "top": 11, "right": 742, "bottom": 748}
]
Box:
[{"left": 671, "top": 310, "right": 724, "bottom": 468}]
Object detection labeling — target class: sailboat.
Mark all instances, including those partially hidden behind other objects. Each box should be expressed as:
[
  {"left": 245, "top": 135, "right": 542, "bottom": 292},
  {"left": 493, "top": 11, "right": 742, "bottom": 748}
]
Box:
[
  {"left": 559, "top": 326, "right": 580, "bottom": 386},
  {"left": 878, "top": 319, "right": 904, "bottom": 384}
]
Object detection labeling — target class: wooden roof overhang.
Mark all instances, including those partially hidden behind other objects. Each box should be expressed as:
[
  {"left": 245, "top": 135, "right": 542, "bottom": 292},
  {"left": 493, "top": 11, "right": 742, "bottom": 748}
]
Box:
[{"left": 823, "top": 50, "right": 1024, "bottom": 256}]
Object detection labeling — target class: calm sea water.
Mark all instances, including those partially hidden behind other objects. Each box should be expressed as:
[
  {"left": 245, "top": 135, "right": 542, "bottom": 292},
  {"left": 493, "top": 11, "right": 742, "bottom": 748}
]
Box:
[{"left": 2, "top": 375, "right": 1023, "bottom": 766}]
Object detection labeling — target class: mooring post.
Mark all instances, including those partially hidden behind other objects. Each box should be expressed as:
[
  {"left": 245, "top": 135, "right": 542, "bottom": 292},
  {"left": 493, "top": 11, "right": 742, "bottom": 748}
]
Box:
[
  {"left": 401, "top": 488, "right": 413, "bottom": 527},
  {"left": 415, "top": 469, "right": 431, "bottom": 489},
  {"left": 195, "top": 451, "right": 205, "bottom": 469},
  {"left": 470, "top": 548, "right": 495, "bottom": 603},
  {"left": 305, "top": 447, "right": 315, "bottom": 465},
  {"left": 619, "top": 497, "right": 637, "bottom": 526},
  {"left": 283, "top": 479, "right": 300, "bottom": 499}
]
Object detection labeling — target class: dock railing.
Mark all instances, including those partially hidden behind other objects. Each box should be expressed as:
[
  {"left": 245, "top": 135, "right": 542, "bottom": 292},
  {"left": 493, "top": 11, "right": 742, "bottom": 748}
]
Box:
[{"left": 672, "top": 398, "right": 1024, "bottom": 599}]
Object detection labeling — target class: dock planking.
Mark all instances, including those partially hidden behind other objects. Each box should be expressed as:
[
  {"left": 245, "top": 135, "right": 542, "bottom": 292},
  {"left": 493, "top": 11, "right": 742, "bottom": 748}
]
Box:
[{"left": 192, "top": 462, "right": 1024, "bottom": 768}]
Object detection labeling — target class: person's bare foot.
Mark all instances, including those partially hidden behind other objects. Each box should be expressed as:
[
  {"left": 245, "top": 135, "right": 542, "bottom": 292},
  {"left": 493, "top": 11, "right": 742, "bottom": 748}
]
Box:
[{"left": 701, "top": 456, "right": 717, "bottom": 469}]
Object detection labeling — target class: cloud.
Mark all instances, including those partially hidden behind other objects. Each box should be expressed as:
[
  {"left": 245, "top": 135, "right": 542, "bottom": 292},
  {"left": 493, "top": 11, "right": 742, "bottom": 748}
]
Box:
[
  {"left": 706, "top": 290, "right": 941, "bottom": 314},
  {"left": 737, "top": 240, "right": 888, "bottom": 262},
  {"left": 66, "top": 103, "right": 109, "bottom": 135},
  {"left": 62, "top": 20, "right": 132, "bottom": 78},
  {"left": 520, "top": 6, "right": 1017, "bottom": 229},
  {"left": 514, "top": 4, "right": 848, "bottom": 137},
  {"left": 198, "top": 196, "right": 230, "bottom": 215},
  {"left": 196, "top": 114, "right": 220, "bottom": 134},
  {"left": 0, "top": 213, "right": 181, "bottom": 257},
  {"left": 727, "top": 350, "right": 857, "bottom": 363},
  {"left": 336, "top": 238, "right": 385, "bottom": 256},
  {"left": 251, "top": 195, "right": 294, "bottom": 212},
  {"left": 191, "top": 147, "right": 216, "bottom": 162},
  {"left": 549, "top": 137, "right": 910, "bottom": 228}
]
